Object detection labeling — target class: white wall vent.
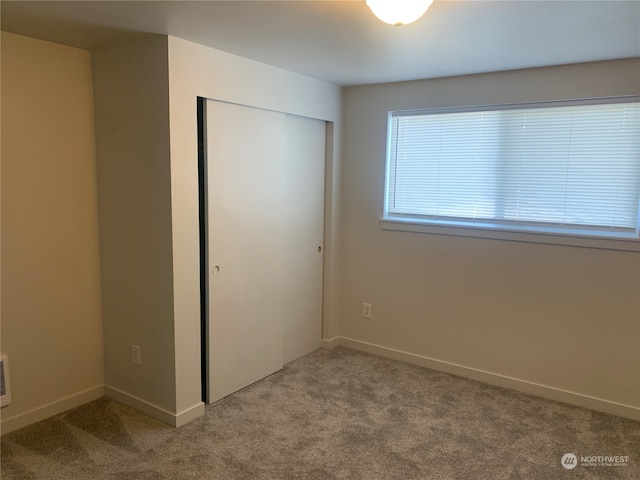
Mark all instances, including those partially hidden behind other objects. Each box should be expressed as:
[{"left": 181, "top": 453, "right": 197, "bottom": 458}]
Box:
[{"left": 1, "top": 354, "right": 11, "bottom": 407}]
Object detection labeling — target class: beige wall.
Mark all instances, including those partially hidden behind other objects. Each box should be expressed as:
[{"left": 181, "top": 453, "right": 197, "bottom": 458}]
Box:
[
  {"left": 92, "top": 37, "right": 177, "bottom": 418},
  {"left": 339, "top": 59, "right": 640, "bottom": 418},
  {"left": 1, "top": 32, "right": 104, "bottom": 433}
]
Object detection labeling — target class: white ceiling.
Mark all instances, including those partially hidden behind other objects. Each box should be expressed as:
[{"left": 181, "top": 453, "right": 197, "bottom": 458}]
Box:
[{"left": 2, "top": 0, "right": 639, "bottom": 86}]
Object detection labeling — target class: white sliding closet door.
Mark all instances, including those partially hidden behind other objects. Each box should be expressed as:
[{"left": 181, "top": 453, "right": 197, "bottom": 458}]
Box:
[
  {"left": 282, "top": 114, "right": 325, "bottom": 364},
  {"left": 206, "top": 100, "right": 325, "bottom": 403}
]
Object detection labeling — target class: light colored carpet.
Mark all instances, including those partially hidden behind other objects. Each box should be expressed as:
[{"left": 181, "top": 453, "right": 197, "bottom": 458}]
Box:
[{"left": 1, "top": 347, "right": 638, "bottom": 479}]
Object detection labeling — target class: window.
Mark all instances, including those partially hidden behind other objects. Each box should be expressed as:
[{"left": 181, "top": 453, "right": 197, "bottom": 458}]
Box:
[{"left": 383, "top": 97, "right": 640, "bottom": 248}]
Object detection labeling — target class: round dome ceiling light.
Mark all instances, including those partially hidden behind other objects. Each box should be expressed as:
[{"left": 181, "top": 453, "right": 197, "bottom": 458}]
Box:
[{"left": 366, "top": 0, "right": 434, "bottom": 27}]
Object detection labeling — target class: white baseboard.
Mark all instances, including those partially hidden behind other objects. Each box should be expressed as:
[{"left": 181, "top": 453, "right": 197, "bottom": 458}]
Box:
[
  {"left": 0, "top": 385, "right": 104, "bottom": 436},
  {"left": 326, "top": 336, "right": 640, "bottom": 422},
  {"left": 321, "top": 336, "right": 341, "bottom": 350},
  {"left": 175, "top": 402, "right": 205, "bottom": 428},
  {"left": 104, "top": 385, "right": 204, "bottom": 427}
]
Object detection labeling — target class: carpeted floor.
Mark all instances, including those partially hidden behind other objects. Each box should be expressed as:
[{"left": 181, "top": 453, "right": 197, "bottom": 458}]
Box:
[{"left": 1, "top": 347, "right": 639, "bottom": 479}]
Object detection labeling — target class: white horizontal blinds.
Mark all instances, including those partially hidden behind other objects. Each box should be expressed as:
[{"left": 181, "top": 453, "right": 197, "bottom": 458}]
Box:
[
  {"left": 387, "top": 100, "right": 640, "bottom": 236},
  {"left": 500, "top": 103, "right": 640, "bottom": 231},
  {"left": 389, "top": 110, "right": 500, "bottom": 219}
]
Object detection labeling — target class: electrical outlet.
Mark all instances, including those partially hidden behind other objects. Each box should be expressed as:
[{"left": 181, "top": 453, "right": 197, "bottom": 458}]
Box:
[
  {"left": 362, "top": 303, "right": 372, "bottom": 319},
  {"left": 132, "top": 345, "right": 141, "bottom": 365}
]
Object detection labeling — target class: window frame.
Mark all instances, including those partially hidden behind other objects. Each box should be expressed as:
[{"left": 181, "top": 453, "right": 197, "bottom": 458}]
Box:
[{"left": 381, "top": 96, "right": 640, "bottom": 252}]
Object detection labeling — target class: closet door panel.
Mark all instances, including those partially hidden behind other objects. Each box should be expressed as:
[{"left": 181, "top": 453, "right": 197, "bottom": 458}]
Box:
[
  {"left": 206, "top": 100, "right": 286, "bottom": 403},
  {"left": 282, "top": 114, "right": 326, "bottom": 363}
]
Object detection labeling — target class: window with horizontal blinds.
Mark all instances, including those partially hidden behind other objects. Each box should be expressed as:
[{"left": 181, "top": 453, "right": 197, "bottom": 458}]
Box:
[{"left": 384, "top": 98, "right": 640, "bottom": 239}]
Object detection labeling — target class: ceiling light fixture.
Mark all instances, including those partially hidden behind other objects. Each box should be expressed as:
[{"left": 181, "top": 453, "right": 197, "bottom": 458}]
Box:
[{"left": 366, "top": 0, "right": 434, "bottom": 27}]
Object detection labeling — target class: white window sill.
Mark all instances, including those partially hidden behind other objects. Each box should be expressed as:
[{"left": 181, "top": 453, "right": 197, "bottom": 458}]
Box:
[{"left": 379, "top": 218, "right": 640, "bottom": 252}]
